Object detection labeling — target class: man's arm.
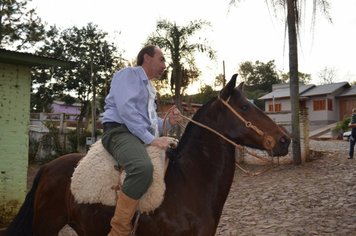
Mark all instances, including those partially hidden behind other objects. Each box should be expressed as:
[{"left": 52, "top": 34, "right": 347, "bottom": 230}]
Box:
[{"left": 349, "top": 123, "right": 356, "bottom": 128}]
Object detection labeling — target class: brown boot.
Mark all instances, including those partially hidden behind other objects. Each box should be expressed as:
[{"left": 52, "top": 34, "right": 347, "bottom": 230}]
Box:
[{"left": 108, "top": 191, "right": 139, "bottom": 236}]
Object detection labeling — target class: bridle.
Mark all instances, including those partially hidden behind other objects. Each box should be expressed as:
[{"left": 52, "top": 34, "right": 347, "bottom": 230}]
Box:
[
  {"left": 163, "top": 95, "right": 278, "bottom": 176},
  {"left": 131, "top": 95, "right": 279, "bottom": 234}
]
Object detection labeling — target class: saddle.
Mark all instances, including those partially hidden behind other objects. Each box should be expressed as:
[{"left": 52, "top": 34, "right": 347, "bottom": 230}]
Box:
[{"left": 70, "top": 138, "right": 178, "bottom": 214}]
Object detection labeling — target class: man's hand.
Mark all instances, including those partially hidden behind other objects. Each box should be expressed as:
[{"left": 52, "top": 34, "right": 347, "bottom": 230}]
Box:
[
  {"left": 168, "top": 105, "right": 183, "bottom": 126},
  {"left": 349, "top": 123, "right": 356, "bottom": 128},
  {"left": 150, "top": 137, "right": 170, "bottom": 150}
]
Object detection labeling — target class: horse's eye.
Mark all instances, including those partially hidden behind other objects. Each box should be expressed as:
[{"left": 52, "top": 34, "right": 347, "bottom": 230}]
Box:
[{"left": 241, "top": 105, "right": 249, "bottom": 111}]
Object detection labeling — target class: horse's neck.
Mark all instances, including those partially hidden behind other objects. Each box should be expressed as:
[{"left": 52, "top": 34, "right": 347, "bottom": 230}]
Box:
[{"left": 176, "top": 129, "right": 236, "bottom": 197}]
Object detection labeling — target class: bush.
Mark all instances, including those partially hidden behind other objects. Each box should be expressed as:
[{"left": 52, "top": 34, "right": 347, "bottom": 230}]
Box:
[
  {"left": 28, "top": 137, "right": 39, "bottom": 164},
  {"left": 67, "top": 129, "right": 103, "bottom": 153},
  {"left": 332, "top": 116, "right": 351, "bottom": 138}
]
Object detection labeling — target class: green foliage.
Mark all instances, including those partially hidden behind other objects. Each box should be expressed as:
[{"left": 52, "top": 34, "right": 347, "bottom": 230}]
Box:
[
  {"left": 191, "top": 84, "right": 219, "bottom": 104},
  {"left": 239, "top": 60, "right": 281, "bottom": 93},
  {"left": 31, "top": 23, "right": 124, "bottom": 142},
  {"left": 244, "top": 90, "right": 266, "bottom": 110},
  {"left": 67, "top": 129, "right": 102, "bottom": 153},
  {"left": 0, "top": 0, "right": 45, "bottom": 50},
  {"left": 214, "top": 73, "right": 226, "bottom": 88},
  {"left": 146, "top": 19, "right": 216, "bottom": 138},
  {"left": 67, "top": 130, "right": 80, "bottom": 153},
  {"left": 28, "top": 137, "right": 39, "bottom": 164},
  {"left": 59, "top": 94, "right": 77, "bottom": 106},
  {"left": 41, "top": 122, "right": 62, "bottom": 158},
  {"left": 280, "top": 71, "right": 312, "bottom": 84},
  {"left": 332, "top": 116, "right": 351, "bottom": 133},
  {"left": 145, "top": 19, "right": 216, "bottom": 105}
]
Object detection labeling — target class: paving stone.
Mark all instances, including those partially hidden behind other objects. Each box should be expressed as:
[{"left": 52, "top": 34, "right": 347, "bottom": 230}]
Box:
[{"left": 216, "top": 140, "right": 356, "bottom": 236}]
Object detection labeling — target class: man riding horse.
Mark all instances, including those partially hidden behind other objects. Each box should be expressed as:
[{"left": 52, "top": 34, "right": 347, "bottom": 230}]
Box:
[{"left": 101, "top": 45, "right": 183, "bottom": 236}]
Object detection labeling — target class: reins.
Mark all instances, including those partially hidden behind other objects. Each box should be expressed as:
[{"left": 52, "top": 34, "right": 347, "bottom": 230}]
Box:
[
  {"left": 163, "top": 95, "right": 278, "bottom": 176},
  {"left": 132, "top": 96, "right": 277, "bottom": 234}
]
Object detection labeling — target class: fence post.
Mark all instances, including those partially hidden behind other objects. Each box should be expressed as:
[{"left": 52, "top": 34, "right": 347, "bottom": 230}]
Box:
[
  {"left": 39, "top": 112, "right": 47, "bottom": 132},
  {"left": 299, "top": 107, "right": 310, "bottom": 162},
  {"left": 59, "top": 113, "right": 64, "bottom": 134}
]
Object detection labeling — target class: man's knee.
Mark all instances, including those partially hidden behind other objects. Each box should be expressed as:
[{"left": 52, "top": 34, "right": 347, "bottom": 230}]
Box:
[{"left": 135, "top": 161, "right": 154, "bottom": 181}]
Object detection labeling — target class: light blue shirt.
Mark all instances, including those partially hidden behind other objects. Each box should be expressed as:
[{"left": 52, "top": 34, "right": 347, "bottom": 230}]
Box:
[{"left": 102, "top": 66, "right": 172, "bottom": 144}]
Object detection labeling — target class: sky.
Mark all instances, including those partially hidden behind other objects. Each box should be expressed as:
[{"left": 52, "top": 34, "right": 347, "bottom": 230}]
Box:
[{"left": 27, "top": 0, "right": 356, "bottom": 94}]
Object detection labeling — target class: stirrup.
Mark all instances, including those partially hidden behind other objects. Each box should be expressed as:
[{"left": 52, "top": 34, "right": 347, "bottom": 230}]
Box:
[{"left": 129, "top": 212, "right": 140, "bottom": 235}]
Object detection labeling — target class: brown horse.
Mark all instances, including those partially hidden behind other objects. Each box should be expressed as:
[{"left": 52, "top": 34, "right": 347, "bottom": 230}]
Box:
[{"left": 5, "top": 74, "right": 290, "bottom": 236}]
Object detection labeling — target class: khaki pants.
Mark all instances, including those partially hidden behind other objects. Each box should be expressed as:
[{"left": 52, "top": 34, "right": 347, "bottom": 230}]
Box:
[{"left": 101, "top": 125, "right": 153, "bottom": 200}]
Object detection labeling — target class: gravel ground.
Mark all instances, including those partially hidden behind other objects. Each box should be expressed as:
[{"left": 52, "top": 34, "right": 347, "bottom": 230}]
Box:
[
  {"left": 216, "top": 140, "right": 356, "bottom": 236},
  {"left": 34, "top": 140, "right": 356, "bottom": 235}
]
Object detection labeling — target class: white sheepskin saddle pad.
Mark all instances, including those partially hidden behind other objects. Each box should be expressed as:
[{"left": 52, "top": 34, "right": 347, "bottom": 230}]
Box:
[{"left": 70, "top": 138, "right": 178, "bottom": 214}]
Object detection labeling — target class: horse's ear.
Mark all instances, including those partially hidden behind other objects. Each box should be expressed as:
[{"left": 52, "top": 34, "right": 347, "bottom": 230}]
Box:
[
  {"left": 237, "top": 82, "right": 244, "bottom": 91},
  {"left": 219, "top": 74, "right": 238, "bottom": 100}
]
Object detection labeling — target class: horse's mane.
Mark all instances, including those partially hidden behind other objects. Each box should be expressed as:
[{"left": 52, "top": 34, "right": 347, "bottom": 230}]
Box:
[
  {"left": 166, "top": 96, "right": 217, "bottom": 169},
  {"left": 177, "top": 96, "right": 217, "bottom": 151}
]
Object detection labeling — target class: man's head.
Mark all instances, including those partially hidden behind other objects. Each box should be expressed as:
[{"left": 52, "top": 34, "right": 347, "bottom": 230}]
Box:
[
  {"left": 353, "top": 108, "right": 356, "bottom": 114},
  {"left": 137, "top": 45, "right": 166, "bottom": 80}
]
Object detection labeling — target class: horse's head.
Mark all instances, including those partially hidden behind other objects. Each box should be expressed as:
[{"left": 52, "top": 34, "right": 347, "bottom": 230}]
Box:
[{"left": 209, "top": 74, "right": 290, "bottom": 156}]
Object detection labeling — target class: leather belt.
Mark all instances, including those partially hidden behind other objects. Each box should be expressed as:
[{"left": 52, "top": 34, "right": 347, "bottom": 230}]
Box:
[{"left": 103, "top": 122, "right": 122, "bottom": 133}]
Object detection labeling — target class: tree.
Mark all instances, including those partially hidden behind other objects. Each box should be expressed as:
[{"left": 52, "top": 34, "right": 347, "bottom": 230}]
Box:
[
  {"left": 32, "top": 23, "right": 124, "bottom": 150},
  {"left": 229, "top": 0, "right": 332, "bottom": 165},
  {"left": 238, "top": 60, "right": 281, "bottom": 92},
  {"left": 281, "top": 71, "right": 312, "bottom": 84},
  {"left": 317, "top": 66, "right": 338, "bottom": 84},
  {"left": 214, "top": 73, "right": 226, "bottom": 89},
  {"left": 145, "top": 19, "right": 216, "bottom": 138},
  {"left": 0, "top": 0, "right": 45, "bottom": 50},
  {"left": 194, "top": 84, "right": 219, "bottom": 104},
  {"left": 244, "top": 89, "right": 266, "bottom": 110}
]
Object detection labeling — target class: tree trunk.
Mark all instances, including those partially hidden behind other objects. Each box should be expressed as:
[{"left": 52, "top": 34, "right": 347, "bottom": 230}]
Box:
[
  {"left": 287, "top": 0, "right": 302, "bottom": 164},
  {"left": 77, "top": 101, "right": 88, "bottom": 152},
  {"left": 173, "top": 60, "right": 183, "bottom": 139}
]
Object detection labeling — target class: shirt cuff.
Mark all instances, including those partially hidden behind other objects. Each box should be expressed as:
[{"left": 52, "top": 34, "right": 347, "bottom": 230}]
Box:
[
  {"left": 167, "top": 118, "right": 174, "bottom": 130},
  {"left": 140, "top": 131, "right": 155, "bottom": 145}
]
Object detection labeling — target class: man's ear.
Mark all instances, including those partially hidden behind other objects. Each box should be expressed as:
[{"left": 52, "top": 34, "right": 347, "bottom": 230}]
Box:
[{"left": 143, "top": 53, "right": 151, "bottom": 64}]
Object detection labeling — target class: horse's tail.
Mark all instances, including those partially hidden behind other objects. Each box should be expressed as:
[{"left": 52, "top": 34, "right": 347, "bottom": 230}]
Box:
[{"left": 4, "top": 164, "right": 46, "bottom": 236}]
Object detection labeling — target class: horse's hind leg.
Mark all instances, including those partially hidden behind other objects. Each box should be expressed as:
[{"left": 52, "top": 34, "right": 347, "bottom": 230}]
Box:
[
  {"left": 32, "top": 163, "right": 72, "bottom": 236},
  {"left": 68, "top": 223, "right": 85, "bottom": 236},
  {"left": 33, "top": 211, "right": 67, "bottom": 236}
]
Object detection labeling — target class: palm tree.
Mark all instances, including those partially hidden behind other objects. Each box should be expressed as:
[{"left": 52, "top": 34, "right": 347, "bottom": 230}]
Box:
[
  {"left": 146, "top": 19, "right": 216, "bottom": 138},
  {"left": 229, "top": 0, "right": 332, "bottom": 164}
]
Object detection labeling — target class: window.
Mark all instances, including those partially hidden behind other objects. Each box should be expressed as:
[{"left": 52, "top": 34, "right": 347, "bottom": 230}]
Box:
[
  {"left": 328, "top": 99, "right": 332, "bottom": 111},
  {"left": 269, "top": 103, "right": 281, "bottom": 111},
  {"left": 299, "top": 101, "right": 306, "bottom": 108},
  {"left": 313, "top": 99, "right": 326, "bottom": 111},
  {"left": 269, "top": 104, "right": 273, "bottom": 111}
]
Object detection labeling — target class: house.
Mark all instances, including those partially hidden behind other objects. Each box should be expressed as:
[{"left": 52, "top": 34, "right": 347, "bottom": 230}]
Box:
[
  {"left": 51, "top": 100, "right": 82, "bottom": 120},
  {"left": 258, "top": 82, "right": 356, "bottom": 129},
  {"left": 157, "top": 100, "right": 202, "bottom": 118},
  {"left": 0, "top": 49, "right": 74, "bottom": 227}
]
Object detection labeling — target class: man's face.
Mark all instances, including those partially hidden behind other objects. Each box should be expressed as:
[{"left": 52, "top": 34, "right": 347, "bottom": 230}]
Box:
[{"left": 147, "top": 48, "right": 166, "bottom": 79}]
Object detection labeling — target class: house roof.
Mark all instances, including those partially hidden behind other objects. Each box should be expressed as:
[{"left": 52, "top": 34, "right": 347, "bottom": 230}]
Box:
[
  {"left": 300, "top": 82, "right": 350, "bottom": 97},
  {"left": 258, "top": 84, "right": 315, "bottom": 100},
  {"left": 0, "top": 49, "right": 75, "bottom": 68},
  {"left": 53, "top": 100, "right": 82, "bottom": 107},
  {"left": 259, "top": 82, "right": 353, "bottom": 100},
  {"left": 335, "top": 85, "right": 356, "bottom": 98}
]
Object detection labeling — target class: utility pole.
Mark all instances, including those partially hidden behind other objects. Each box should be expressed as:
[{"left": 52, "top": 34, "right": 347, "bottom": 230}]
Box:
[{"left": 223, "top": 60, "right": 226, "bottom": 86}]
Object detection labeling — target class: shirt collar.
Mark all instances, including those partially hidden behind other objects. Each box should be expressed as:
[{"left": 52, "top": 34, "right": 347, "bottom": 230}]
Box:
[{"left": 138, "top": 66, "right": 149, "bottom": 82}]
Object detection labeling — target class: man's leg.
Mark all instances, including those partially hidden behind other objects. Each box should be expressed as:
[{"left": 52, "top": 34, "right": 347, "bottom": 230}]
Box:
[
  {"left": 102, "top": 125, "right": 153, "bottom": 235},
  {"left": 349, "top": 138, "right": 355, "bottom": 159}
]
